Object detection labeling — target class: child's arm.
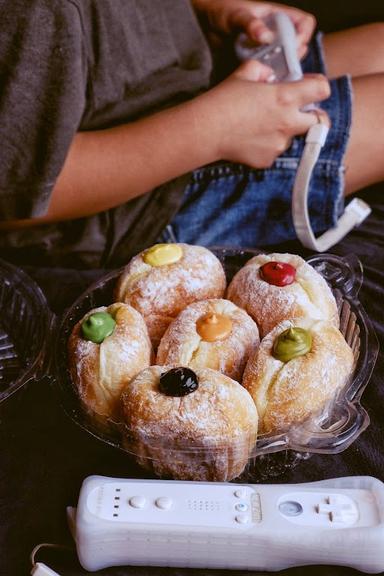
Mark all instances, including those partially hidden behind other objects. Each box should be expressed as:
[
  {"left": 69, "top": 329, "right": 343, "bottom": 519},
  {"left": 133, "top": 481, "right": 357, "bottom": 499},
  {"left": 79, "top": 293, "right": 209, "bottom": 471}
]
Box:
[
  {"left": 0, "top": 62, "right": 329, "bottom": 229},
  {"left": 192, "top": 0, "right": 316, "bottom": 58}
]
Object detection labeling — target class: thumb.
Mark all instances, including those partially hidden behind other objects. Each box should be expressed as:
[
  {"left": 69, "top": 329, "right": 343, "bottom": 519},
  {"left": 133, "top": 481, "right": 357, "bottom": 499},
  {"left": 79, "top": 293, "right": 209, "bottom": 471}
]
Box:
[
  {"left": 234, "top": 59, "right": 275, "bottom": 82},
  {"left": 229, "top": 8, "right": 275, "bottom": 44}
]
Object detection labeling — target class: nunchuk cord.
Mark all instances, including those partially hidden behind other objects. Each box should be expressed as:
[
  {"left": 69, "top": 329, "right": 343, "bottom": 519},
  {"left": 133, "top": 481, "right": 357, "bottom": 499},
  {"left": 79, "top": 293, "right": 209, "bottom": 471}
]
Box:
[
  {"left": 292, "top": 120, "right": 371, "bottom": 251},
  {"left": 30, "top": 542, "right": 74, "bottom": 576}
]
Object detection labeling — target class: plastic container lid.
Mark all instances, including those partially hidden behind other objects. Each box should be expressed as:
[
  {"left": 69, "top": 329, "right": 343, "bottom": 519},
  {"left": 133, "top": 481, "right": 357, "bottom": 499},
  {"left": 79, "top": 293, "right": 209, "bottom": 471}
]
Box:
[
  {"left": 0, "top": 258, "right": 52, "bottom": 404},
  {"left": 53, "top": 248, "right": 379, "bottom": 480}
]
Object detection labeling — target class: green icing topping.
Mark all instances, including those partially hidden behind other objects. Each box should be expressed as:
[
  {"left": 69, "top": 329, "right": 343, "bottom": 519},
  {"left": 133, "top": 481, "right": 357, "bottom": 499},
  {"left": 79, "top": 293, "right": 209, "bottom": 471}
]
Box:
[
  {"left": 81, "top": 312, "right": 116, "bottom": 344},
  {"left": 272, "top": 327, "right": 312, "bottom": 363}
]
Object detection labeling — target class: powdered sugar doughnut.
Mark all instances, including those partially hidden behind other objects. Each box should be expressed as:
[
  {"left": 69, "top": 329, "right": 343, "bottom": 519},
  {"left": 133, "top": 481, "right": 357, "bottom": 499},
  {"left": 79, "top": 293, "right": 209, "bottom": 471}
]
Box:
[
  {"left": 120, "top": 366, "right": 258, "bottom": 481},
  {"left": 227, "top": 253, "right": 338, "bottom": 337},
  {"left": 157, "top": 299, "right": 259, "bottom": 381},
  {"left": 242, "top": 317, "right": 354, "bottom": 435},
  {"left": 68, "top": 303, "right": 152, "bottom": 425},
  {"left": 114, "top": 244, "right": 226, "bottom": 347}
]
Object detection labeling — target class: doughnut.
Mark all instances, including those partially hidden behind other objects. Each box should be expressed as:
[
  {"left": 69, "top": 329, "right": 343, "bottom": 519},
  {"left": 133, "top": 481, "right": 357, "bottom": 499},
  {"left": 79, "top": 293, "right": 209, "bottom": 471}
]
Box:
[
  {"left": 115, "top": 243, "right": 226, "bottom": 347},
  {"left": 227, "top": 253, "right": 339, "bottom": 337},
  {"left": 242, "top": 317, "right": 354, "bottom": 434},
  {"left": 120, "top": 365, "right": 258, "bottom": 481},
  {"left": 157, "top": 298, "right": 259, "bottom": 381}
]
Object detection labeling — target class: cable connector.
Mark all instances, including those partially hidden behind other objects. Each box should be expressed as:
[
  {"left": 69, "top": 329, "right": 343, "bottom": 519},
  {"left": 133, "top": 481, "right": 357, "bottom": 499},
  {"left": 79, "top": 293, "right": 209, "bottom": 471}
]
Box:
[
  {"left": 31, "top": 562, "right": 61, "bottom": 576},
  {"left": 305, "top": 123, "right": 329, "bottom": 146},
  {"left": 345, "top": 197, "right": 371, "bottom": 225}
]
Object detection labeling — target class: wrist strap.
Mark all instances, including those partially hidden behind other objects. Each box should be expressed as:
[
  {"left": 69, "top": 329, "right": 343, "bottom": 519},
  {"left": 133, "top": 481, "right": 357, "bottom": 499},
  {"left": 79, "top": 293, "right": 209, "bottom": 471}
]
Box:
[{"left": 292, "top": 123, "right": 371, "bottom": 252}]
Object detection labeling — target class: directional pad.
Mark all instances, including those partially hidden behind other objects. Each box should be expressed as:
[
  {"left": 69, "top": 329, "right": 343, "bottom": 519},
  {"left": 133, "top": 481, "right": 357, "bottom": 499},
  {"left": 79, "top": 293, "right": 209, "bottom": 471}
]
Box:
[
  {"left": 277, "top": 490, "right": 362, "bottom": 528},
  {"left": 316, "top": 495, "right": 359, "bottom": 524}
]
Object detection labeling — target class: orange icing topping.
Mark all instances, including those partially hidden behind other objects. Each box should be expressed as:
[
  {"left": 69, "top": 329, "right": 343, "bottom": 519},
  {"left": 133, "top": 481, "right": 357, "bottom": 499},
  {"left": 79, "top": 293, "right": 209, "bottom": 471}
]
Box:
[{"left": 196, "top": 313, "right": 233, "bottom": 342}]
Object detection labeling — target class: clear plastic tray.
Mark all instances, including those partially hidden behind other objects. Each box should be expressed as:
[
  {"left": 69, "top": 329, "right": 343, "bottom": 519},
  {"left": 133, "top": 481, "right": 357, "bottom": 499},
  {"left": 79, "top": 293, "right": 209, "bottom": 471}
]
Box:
[
  {"left": 0, "top": 258, "right": 52, "bottom": 404},
  {"left": 52, "top": 248, "right": 379, "bottom": 480}
]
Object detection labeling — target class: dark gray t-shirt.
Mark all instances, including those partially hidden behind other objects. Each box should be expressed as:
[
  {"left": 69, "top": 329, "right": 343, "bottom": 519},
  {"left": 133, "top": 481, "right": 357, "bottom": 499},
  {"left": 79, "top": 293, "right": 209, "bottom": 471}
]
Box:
[{"left": 0, "top": 0, "right": 212, "bottom": 267}]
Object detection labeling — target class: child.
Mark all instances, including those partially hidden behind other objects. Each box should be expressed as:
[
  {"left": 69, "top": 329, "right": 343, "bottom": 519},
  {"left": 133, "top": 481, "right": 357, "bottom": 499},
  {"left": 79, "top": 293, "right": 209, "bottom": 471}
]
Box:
[{"left": 0, "top": 0, "right": 383, "bottom": 267}]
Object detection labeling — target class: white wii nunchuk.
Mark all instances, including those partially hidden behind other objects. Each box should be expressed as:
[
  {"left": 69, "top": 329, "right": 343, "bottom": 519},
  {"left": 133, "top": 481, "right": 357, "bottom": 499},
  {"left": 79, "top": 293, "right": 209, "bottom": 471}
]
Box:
[
  {"left": 65, "top": 474, "right": 384, "bottom": 573},
  {"left": 235, "top": 12, "right": 371, "bottom": 252}
]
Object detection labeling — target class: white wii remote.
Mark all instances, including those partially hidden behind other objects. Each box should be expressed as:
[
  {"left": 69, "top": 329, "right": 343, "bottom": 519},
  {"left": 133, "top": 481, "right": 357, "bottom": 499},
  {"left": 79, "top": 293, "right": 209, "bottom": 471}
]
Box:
[
  {"left": 71, "top": 475, "right": 384, "bottom": 573},
  {"left": 235, "top": 11, "right": 303, "bottom": 81}
]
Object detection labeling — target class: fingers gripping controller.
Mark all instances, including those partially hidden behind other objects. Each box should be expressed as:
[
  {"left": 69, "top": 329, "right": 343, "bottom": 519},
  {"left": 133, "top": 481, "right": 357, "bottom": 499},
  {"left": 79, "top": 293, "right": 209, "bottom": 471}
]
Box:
[
  {"left": 235, "top": 12, "right": 303, "bottom": 82},
  {"left": 235, "top": 12, "right": 370, "bottom": 251}
]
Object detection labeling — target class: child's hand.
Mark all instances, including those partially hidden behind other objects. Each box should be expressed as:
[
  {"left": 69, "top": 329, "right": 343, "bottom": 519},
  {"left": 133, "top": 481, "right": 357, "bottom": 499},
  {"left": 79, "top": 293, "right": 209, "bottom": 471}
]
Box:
[
  {"left": 193, "top": 0, "right": 316, "bottom": 58},
  {"left": 196, "top": 60, "right": 330, "bottom": 168}
]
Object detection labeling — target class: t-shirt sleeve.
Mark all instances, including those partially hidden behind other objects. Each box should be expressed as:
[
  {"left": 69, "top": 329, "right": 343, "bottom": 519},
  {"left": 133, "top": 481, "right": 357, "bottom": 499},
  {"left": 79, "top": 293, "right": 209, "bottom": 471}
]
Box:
[{"left": 0, "top": 0, "right": 87, "bottom": 219}]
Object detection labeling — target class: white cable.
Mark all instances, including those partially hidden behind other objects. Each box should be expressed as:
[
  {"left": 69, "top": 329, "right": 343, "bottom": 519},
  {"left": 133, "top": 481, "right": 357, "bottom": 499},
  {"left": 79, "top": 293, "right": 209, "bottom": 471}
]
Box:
[
  {"left": 30, "top": 542, "right": 74, "bottom": 576},
  {"left": 292, "top": 123, "right": 371, "bottom": 252},
  {"left": 236, "top": 12, "right": 370, "bottom": 251}
]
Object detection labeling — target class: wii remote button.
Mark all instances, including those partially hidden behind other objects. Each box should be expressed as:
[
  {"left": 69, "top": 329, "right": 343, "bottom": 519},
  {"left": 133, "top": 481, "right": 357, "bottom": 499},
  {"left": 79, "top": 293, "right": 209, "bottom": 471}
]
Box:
[
  {"left": 129, "top": 495, "right": 146, "bottom": 509},
  {"left": 278, "top": 501, "right": 303, "bottom": 517},
  {"left": 155, "top": 497, "right": 172, "bottom": 510},
  {"left": 235, "top": 514, "right": 249, "bottom": 524},
  {"left": 235, "top": 503, "right": 248, "bottom": 512},
  {"left": 234, "top": 488, "right": 247, "bottom": 499}
]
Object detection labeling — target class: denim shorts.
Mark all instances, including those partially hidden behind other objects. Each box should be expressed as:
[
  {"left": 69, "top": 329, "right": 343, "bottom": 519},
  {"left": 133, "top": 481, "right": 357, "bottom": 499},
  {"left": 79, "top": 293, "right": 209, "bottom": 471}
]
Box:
[{"left": 163, "top": 33, "right": 353, "bottom": 249}]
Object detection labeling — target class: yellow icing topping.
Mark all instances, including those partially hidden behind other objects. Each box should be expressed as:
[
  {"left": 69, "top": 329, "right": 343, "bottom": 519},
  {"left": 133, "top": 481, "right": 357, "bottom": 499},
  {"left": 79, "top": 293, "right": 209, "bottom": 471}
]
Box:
[{"left": 143, "top": 244, "right": 183, "bottom": 267}]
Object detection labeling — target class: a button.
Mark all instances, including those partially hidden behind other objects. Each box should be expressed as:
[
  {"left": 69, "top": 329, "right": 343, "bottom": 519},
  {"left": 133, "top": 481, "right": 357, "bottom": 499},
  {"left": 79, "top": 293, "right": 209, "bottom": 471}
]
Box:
[
  {"left": 235, "top": 514, "right": 249, "bottom": 524},
  {"left": 278, "top": 501, "right": 303, "bottom": 517},
  {"left": 129, "top": 495, "right": 146, "bottom": 509},
  {"left": 234, "top": 489, "right": 247, "bottom": 499},
  {"left": 155, "top": 497, "right": 172, "bottom": 510},
  {"left": 274, "top": 46, "right": 282, "bottom": 53},
  {"left": 235, "top": 503, "right": 248, "bottom": 512}
]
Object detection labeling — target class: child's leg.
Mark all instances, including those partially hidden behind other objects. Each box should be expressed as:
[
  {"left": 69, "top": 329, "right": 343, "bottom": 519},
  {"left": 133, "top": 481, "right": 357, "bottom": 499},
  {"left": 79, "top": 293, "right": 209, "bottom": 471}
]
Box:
[
  {"left": 343, "top": 74, "right": 384, "bottom": 195},
  {"left": 322, "top": 23, "right": 384, "bottom": 78},
  {"left": 321, "top": 24, "right": 384, "bottom": 195}
]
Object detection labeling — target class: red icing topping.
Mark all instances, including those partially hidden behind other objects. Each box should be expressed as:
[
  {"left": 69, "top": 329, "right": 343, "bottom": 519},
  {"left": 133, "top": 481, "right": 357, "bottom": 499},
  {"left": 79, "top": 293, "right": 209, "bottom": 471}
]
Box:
[{"left": 260, "top": 261, "right": 296, "bottom": 286}]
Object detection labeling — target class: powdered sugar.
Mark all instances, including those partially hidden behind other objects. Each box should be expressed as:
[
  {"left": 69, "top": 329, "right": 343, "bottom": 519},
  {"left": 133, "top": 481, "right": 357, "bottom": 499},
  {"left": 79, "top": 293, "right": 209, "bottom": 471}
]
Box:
[
  {"left": 243, "top": 317, "right": 354, "bottom": 434},
  {"left": 115, "top": 244, "right": 226, "bottom": 346},
  {"left": 120, "top": 365, "right": 258, "bottom": 481},
  {"left": 157, "top": 298, "right": 260, "bottom": 381},
  {"left": 68, "top": 303, "right": 152, "bottom": 421},
  {"left": 227, "top": 253, "right": 339, "bottom": 337}
]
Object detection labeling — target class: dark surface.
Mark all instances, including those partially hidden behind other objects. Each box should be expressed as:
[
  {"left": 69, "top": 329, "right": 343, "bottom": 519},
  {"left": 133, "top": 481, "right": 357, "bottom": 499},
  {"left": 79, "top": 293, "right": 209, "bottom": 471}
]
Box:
[{"left": 1, "top": 3, "right": 384, "bottom": 576}]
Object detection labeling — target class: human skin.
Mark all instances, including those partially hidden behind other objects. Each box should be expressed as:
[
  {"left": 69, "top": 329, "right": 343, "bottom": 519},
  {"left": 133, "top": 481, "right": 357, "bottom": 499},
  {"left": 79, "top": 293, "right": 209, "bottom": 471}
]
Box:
[
  {"left": 191, "top": 0, "right": 316, "bottom": 58},
  {"left": 196, "top": 0, "right": 384, "bottom": 196},
  {"left": 1, "top": 2, "right": 383, "bottom": 229},
  {"left": 0, "top": 63, "right": 328, "bottom": 228},
  {"left": 322, "top": 23, "right": 384, "bottom": 195}
]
